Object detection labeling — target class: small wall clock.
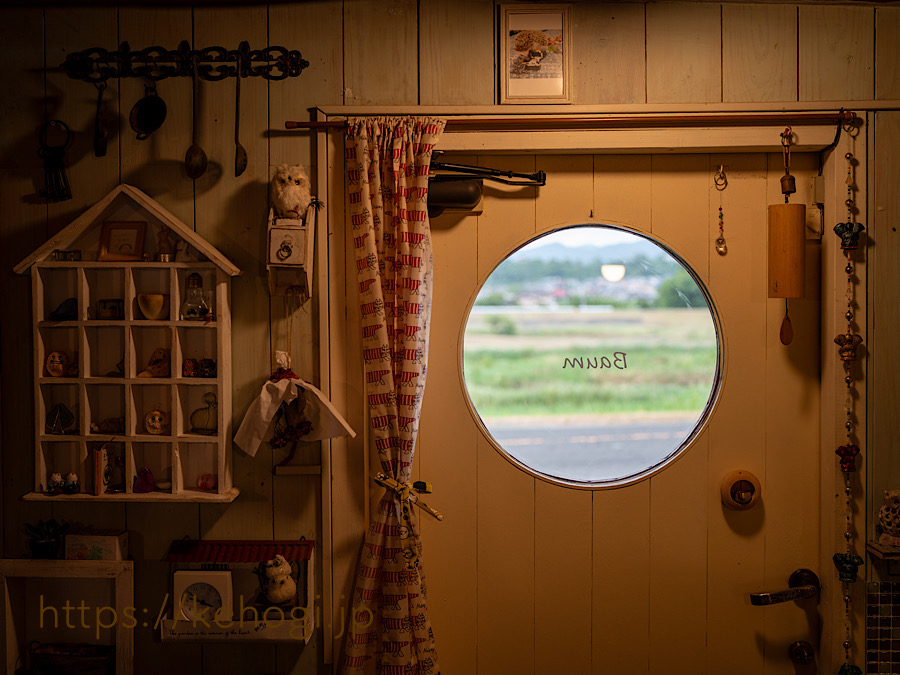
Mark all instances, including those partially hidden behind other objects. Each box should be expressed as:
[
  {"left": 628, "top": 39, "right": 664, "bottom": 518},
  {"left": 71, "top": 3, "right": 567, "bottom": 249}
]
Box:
[{"left": 173, "top": 569, "right": 233, "bottom": 621}]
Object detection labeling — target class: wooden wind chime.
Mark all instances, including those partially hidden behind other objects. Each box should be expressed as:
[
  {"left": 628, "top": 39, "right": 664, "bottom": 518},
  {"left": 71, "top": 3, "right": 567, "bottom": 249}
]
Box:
[
  {"left": 768, "top": 127, "right": 805, "bottom": 344},
  {"left": 832, "top": 143, "right": 866, "bottom": 675}
]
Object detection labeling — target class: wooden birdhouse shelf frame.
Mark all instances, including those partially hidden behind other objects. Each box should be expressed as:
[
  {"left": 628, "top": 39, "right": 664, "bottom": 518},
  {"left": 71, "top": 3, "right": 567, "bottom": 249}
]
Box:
[{"left": 16, "top": 184, "right": 241, "bottom": 503}]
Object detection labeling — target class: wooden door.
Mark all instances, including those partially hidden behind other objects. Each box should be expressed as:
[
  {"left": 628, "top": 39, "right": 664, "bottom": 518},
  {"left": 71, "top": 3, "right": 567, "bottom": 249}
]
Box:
[{"left": 414, "top": 151, "right": 825, "bottom": 674}]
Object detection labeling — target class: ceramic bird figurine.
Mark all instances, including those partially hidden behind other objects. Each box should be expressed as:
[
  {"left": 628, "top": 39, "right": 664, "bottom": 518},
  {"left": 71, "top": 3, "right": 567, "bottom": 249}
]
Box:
[{"left": 270, "top": 163, "right": 312, "bottom": 219}]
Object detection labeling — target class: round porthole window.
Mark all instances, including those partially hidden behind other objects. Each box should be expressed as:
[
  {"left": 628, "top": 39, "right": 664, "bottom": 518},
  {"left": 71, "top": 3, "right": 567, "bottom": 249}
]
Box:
[{"left": 461, "top": 224, "right": 723, "bottom": 487}]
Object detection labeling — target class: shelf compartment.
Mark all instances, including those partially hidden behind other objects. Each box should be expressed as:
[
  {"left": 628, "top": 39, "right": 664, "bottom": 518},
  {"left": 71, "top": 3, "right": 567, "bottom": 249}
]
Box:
[
  {"left": 38, "top": 326, "right": 81, "bottom": 378},
  {"left": 131, "top": 441, "right": 173, "bottom": 494},
  {"left": 37, "top": 440, "right": 87, "bottom": 494},
  {"left": 176, "top": 442, "right": 218, "bottom": 495},
  {"left": 85, "top": 326, "right": 125, "bottom": 378},
  {"left": 37, "top": 266, "right": 80, "bottom": 322},
  {"left": 86, "top": 384, "right": 125, "bottom": 436},
  {"left": 40, "top": 383, "right": 80, "bottom": 436},
  {"left": 176, "top": 385, "right": 219, "bottom": 437},
  {"left": 130, "top": 383, "right": 172, "bottom": 437},
  {"left": 175, "top": 326, "right": 218, "bottom": 379},
  {"left": 130, "top": 325, "right": 173, "bottom": 378},
  {"left": 85, "top": 267, "right": 126, "bottom": 320}
]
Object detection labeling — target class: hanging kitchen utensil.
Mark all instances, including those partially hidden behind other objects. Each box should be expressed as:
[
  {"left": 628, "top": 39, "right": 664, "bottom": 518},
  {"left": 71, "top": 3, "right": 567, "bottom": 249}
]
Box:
[
  {"left": 780, "top": 300, "right": 793, "bottom": 345},
  {"left": 184, "top": 57, "right": 208, "bottom": 180},
  {"left": 129, "top": 79, "right": 167, "bottom": 140},
  {"left": 234, "top": 62, "right": 248, "bottom": 177},
  {"left": 38, "top": 120, "right": 72, "bottom": 202},
  {"left": 93, "top": 82, "right": 108, "bottom": 157}
]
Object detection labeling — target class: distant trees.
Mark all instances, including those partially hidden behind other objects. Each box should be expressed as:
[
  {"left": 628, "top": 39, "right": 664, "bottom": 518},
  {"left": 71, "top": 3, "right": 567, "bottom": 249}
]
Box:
[{"left": 656, "top": 269, "right": 706, "bottom": 308}]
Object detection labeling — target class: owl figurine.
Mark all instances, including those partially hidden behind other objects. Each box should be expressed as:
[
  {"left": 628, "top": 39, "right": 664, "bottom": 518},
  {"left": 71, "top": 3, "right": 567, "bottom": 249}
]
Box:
[{"left": 271, "top": 163, "right": 312, "bottom": 220}]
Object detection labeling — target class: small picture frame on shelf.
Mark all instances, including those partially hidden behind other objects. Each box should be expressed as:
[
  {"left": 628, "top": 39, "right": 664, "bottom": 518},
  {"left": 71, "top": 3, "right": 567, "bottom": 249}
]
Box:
[
  {"left": 98, "top": 221, "right": 146, "bottom": 262},
  {"left": 500, "top": 3, "right": 570, "bottom": 104},
  {"left": 97, "top": 298, "right": 124, "bottom": 320}
]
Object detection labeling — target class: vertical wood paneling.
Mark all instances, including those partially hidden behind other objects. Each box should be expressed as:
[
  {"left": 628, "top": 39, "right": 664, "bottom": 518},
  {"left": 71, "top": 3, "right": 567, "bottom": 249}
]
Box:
[
  {"left": 723, "top": 5, "right": 797, "bottom": 103},
  {"left": 419, "top": 185, "right": 480, "bottom": 673},
  {"left": 646, "top": 3, "right": 721, "bottom": 104},
  {"left": 0, "top": 7, "right": 50, "bottom": 560},
  {"left": 872, "top": 112, "right": 900, "bottom": 569},
  {"left": 476, "top": 155, "right": 536, "bottom": 675},
  {"left": 571, "top": 3, "right": 646, "bottom": 105},
  {"left": 876, "top": 9, "right": 900, "bottom": 100},
  {"left": 533, "top": 155, "right": 594, "bottom": 673},
  {"left": 763, "top": 151, "right": 821, "bottom": 675},
  {"left": 419, "top": 0, "right": 495, "bottom": 105},
  {"left": 705, "top": 153, "right": 766, "bottom": 673},
  {"left": 591, "top": 154, "right": 652, "bottom": 674},
  {"left": 116, "top": 9, "right": 203, "bottom": 675},
  {"left": 799, "top": 6, "right": 874, "bottom": 101},
  {"left": 343, "top": 0, "right": 418, "bottom": 105},
  {"left": 648, "top": 154, "right": 709, "bottom": 675}
]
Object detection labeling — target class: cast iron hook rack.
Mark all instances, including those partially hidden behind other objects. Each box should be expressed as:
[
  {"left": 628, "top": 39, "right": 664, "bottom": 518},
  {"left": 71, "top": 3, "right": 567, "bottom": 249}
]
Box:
[{"left": 62, "top": 40, "right": 309, "bottom": 83}]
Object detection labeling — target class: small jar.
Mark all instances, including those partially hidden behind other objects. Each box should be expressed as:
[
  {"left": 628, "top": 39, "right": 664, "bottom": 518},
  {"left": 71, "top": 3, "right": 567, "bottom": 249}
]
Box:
[{"left": 180, "top": 273, "right": 210, "bottom": 321}]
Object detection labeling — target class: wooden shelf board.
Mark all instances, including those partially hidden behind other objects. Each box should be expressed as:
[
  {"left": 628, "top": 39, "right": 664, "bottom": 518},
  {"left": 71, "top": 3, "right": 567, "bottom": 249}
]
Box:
[
  {"left": 36, "top": 261, "right": 217, "bottom": 269},
  {"left": 22, "top": 488, "right": 239, "bottom": 503},
  {"left": 867, "top": 540, "right": 900, "bottom": 560},
  {"left": 159, "top": 617, "right": 312, "bottom": 643},
  {"left": 274, "top": 465, "right": 321, "bottom": 476},
  {"left": 0, "top": 559, "right": 132, "bottom": 579}
]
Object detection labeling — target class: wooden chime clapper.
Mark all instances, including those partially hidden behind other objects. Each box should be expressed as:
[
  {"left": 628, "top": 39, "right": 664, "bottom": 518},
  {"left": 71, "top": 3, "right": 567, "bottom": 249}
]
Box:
[{"left": 768, "top": 127, "right": 805, "bottom": 345}]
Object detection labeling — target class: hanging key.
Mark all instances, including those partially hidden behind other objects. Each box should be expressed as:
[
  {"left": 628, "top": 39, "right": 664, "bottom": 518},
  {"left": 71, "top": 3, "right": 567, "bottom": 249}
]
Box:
[{"left": 38, "top": 120, "right": 72, "bottom": 202}]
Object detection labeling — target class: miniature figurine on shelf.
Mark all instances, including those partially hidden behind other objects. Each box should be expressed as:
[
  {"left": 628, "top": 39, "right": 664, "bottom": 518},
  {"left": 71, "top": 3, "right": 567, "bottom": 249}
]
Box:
[
  {"left": 156, "top": 226, "right": 177, "bottom": 262},
  {"left": 63, "top": 472, "right": 80, "bottom": 494},
  {"left": 45, "top": 351, "right": 70, "bottom": 377},
  {"left": 199, "top": 358, "right": 217, "bottom": 378},
  {"left": 46, "top": 403, "right": 76, "bottom": 435},
  {"left": 49, "top": 297, "right": 78, "bottom": 321},
  {"left": 90, "top": 416, "right": 125, "bottom": 435},
  {"left": 133, "top": 466, "right": 155, "bottom": 493},
  {"left": 878, "top": 490, "right": 900, "bottom": 546},
  {"left": 189, "top": 392, "right": 218, "bottom": 435},
  {"left": 182, "top": 358, "right": 199, "bottom": 377},
  {"left": 270, "top": 163, "right": 311, "bottom": 219},
  {"left": 47, "top": 472, "right": 64, "bottom": 496},
  {"left": 137, "top": 347, "right": 171, "bottom": 378},
  {"left": 197, "top": 473, "right": 217, "bottom": 491},
  {"left": 144, "top": 409, "right": 169, "bottom": 435},
  {"left": 262, "top": 554, "right": 297, "bottom": 605}
]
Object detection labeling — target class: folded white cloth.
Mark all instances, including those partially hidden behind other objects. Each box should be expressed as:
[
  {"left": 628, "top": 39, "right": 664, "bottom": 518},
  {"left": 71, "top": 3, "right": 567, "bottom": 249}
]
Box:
[{"left": 234, "top": 369, "right": 356, "bottom": 458}]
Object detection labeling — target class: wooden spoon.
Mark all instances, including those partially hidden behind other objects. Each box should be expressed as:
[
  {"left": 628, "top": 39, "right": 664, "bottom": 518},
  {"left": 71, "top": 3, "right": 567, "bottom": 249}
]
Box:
[
  {"left": 184, "top": 59, "right": 208, "bottom": 180},
  {"left": 234, "top": 66, "right": 247, "bottom": 177},
  {"left": 780, "top": 300, "right": 794, "bottom": 345}
]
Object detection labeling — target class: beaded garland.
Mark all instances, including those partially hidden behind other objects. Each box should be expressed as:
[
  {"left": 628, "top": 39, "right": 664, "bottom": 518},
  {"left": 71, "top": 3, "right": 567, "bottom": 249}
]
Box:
[{"left": 832, "top": 148, "right": 865, "bottom": 675}]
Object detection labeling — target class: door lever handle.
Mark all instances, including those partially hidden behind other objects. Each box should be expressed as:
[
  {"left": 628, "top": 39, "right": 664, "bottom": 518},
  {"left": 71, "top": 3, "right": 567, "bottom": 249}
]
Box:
[{"left": 750, "top": 568, "right": 820, "bottom": 606}]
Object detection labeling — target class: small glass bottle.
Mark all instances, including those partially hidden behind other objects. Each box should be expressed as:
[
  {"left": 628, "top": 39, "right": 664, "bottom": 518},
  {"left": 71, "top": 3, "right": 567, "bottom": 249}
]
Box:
[{"left": 180, "top": 273, "right": 210, "bottom": 321}]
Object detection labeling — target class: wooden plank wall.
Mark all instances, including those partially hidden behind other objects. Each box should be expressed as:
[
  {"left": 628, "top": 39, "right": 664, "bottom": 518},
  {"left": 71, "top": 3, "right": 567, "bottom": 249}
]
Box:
[{"left": 0, "top": 2, "right": 899, "bottom": 674}]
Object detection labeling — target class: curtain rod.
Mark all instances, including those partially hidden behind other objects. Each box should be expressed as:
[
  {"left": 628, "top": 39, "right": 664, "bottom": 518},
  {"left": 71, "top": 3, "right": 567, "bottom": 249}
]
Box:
[{"left": 285, "top": 111, "right": 856, "bottom": 131}]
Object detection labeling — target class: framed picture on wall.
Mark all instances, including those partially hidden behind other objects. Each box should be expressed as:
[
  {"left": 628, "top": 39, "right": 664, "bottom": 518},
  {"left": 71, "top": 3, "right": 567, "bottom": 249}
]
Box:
[
  {"left": 500, "top": 4, "right": 570, "bottom": 104},
  {"left": 98, "top": 221, "right": 146, "bottom": 262}
]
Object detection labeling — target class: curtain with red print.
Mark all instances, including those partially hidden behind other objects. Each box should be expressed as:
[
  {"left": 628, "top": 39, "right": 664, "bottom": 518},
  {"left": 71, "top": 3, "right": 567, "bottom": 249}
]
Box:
[{"left": 340, "top": 116, "right": 446, "bottom": 675}]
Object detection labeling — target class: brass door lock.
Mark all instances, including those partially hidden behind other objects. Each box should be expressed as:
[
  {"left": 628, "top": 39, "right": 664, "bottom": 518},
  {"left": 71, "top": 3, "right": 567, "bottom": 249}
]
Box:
[{"left": 720, "top": 470, "right": 761, "bottom": 510}]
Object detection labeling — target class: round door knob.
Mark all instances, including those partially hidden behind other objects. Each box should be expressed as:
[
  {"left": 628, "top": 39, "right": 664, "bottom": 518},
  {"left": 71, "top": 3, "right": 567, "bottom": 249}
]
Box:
[
  {"left": 721, "top": 470, "right": 761, "bottom": 510},
  {"left": 789, "top": 640, "right": 814, "bottom": 665}
]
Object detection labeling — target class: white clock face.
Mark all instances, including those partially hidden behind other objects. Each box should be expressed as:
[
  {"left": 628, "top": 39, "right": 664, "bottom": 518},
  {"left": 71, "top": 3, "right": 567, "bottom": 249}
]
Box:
[{"left": 180, "top": 582, "right": 223, "bottom": 620}]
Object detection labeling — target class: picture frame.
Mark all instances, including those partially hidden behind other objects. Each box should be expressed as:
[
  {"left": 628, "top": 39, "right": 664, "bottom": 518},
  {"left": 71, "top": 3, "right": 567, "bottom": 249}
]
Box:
[
  {"left": 97, "top": 298, "right": 124, "bottom": 320},
  {"left": 98, "top": 221, "right": 146, "bottom": 262},
  {"left": 500, "top": 4, "right": 570, "bottom": 104}
]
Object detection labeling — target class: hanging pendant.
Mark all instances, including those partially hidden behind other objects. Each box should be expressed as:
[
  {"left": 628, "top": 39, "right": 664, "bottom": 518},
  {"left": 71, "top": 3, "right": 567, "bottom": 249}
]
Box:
[
  {"left": 715, "top": 235, "right": 727, "bottom": 256},
  {"left": 780, "top": 300, "right": 793, "bottom": 345}
]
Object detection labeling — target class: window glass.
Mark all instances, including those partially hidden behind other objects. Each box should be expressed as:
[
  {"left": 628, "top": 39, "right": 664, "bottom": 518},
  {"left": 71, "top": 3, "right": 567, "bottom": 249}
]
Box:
[{"left": 461, "top": 225, "right": 722, "bottom": 487}]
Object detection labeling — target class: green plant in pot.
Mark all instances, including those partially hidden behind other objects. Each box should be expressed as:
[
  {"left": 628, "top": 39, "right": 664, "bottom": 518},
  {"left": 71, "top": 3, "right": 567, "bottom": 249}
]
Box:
[{"left": 25, "top": 519, "right": 69, "bottom": 559}]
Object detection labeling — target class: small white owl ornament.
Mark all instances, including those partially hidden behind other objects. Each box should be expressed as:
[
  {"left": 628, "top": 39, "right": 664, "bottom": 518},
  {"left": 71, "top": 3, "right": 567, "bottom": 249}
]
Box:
[{"left": 270, "top": 163, "right": 312, "bottom": 220}]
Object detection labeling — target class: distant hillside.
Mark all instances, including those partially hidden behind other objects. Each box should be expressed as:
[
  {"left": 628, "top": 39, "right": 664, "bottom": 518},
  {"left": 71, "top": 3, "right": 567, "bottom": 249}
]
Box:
[{"left": 518, "top": 239, "right": 667, "bottom": 264}]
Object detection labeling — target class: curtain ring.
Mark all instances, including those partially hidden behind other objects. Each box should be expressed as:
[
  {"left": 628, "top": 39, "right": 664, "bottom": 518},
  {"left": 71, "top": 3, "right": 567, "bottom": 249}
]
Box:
[{"left": 714, "top": 165, "right": 727, "bottom": 190}]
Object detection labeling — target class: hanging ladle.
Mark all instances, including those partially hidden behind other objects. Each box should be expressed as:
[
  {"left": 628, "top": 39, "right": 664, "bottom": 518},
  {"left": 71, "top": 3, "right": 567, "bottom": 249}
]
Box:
[
  {"left": 184, "top": 57, "right": 208, "bottom": 180},
  {"left": 233, "top": 59, "right": 248, "bottom": 177}
]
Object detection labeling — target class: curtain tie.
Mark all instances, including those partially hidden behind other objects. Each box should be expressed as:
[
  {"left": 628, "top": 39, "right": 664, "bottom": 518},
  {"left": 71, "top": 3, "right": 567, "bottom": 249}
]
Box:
[{"left": 374, "top": 473, "right": 444, "bottom": 521}]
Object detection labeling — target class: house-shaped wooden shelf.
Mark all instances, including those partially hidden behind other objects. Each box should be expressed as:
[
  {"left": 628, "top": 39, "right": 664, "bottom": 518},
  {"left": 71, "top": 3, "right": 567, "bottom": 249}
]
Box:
[{"left": 15, "top": 183, "right": 241, "bottom": 503}]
